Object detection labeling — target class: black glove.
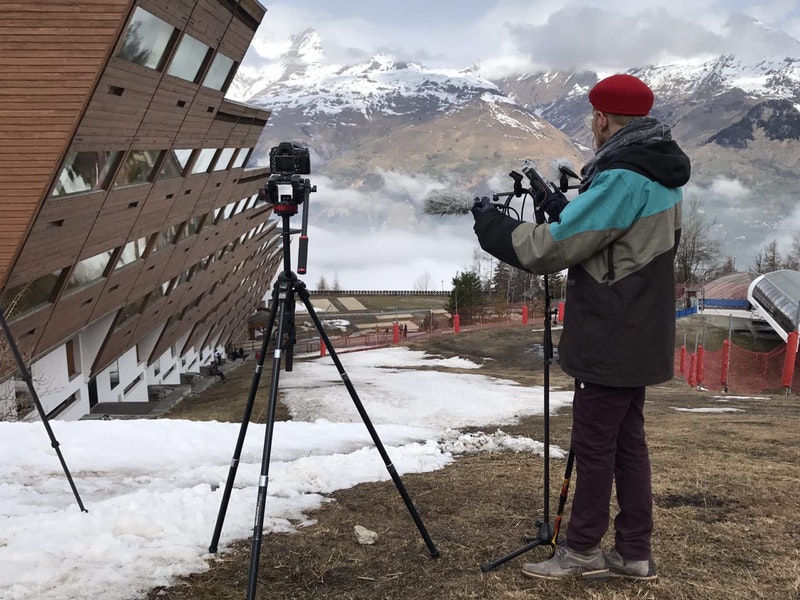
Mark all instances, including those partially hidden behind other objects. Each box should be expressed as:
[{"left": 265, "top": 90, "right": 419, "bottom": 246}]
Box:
[
  {"left": 537, "top": 188, "right": 569, "bottom": 223},
  {"left": 471, "top": 196, "right": 496, "bottom": 222}
]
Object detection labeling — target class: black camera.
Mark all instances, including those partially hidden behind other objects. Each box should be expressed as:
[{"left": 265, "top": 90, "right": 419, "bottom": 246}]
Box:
[{"left": 269, "top": 141, "right": 310, "bottom": 176}]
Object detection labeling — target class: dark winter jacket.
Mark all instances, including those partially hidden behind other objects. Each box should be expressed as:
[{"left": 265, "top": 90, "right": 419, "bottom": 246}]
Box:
[{"left": 474, "top": 139, "right": 690, "bottom": 387}]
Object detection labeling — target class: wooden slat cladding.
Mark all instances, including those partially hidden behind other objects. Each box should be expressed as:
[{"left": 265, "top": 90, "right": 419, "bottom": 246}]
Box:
[
  {"left": 4, "top": 0, "right": 278, "bottom": 375},
  {"left": 0, "top": 0, "right": 133, "bottom": 288}
]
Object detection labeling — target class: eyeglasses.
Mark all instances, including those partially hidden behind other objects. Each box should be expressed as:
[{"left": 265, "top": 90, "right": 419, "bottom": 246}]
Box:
[{"left": 584, "top": 111, "right": 599, "bottom": 129}]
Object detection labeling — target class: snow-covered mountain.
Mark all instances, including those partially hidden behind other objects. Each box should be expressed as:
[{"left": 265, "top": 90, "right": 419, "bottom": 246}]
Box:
[
  {"left": 231, "top": 26, "right": 800, "bottom": 271},
  {"left": 235, "top": 29, "right": 584, "bottom": 192}
]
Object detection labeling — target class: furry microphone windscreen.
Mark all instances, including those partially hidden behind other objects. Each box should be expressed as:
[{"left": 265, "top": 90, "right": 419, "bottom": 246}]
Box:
[{"left": 422, "top": 190, "right": 475, "bottom": 216}]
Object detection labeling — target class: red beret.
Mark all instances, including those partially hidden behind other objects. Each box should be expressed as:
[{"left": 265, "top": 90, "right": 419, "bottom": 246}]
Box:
[{"left": 589, "top": 74, "right": 654, "bottom": 116}]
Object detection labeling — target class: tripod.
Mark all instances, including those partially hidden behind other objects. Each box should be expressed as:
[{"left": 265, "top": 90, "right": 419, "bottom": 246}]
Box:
[
  {"left": 481, "top": 265, "right": 574, "bottom": 571},
  {"left": 208, "top": 184, "right": 439, "bottom": 600}
]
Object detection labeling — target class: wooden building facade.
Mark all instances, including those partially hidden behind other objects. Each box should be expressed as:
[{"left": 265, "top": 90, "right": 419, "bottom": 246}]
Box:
[{"left": 0, "top": 0, "right": 281, "bottom": 419}]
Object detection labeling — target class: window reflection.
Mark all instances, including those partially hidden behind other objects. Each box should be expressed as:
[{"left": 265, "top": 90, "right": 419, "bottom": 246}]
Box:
[
  {"left": 213, "top": 147, "right": 236, "bottom": 171},
  {"left": 231, "top": 148, "right": 251, "bottom": 169},
  {"left": 115, "top": 7, "right": 176, "bottom": 70},
  {"left": 117, "top": 295, "right": 148, "bottom": 324},
  {"left": 203, "top": 53, "right": 235, "bottom": 90},
  {"left": 115, "top": 237, "right": 149, "bottom": 269},
  {"left": 0, "top": 269, "right": 64, "bottom": 319},
  {"left": 191, "top": 148, "right": 217, "bottom": 174},
  {"left": 167, "top": 34, "right": 210, "bottom": 83},
  {"left": 158, "top": 149, "right": 192, "bottom": 179},
  {"left": 115, "top": 150, "right": 162, "bottom": 187},
  {"left": 51, "top": 151, "right": 121, "bottom": 197},
  {"left": 66, "top": 252, "right": 114, "bottom": 293}
]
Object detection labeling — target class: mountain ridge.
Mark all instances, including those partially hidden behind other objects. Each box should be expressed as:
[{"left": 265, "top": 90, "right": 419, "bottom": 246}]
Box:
[{"left": 232, "top": 26, "right": 800, "bottom": 272}]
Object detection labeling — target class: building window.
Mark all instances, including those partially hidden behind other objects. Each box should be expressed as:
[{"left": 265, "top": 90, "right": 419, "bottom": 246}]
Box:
[
  {"left": 65, "top": 251, "right": 114, "bottom": 293},
  {"left": 115, "top": 7, "right": 177, "bottom": 71},
  {"left": 114, "top": 150, "right": 161, "bottom": 187},
  {"left": 109, "top": 360, "right": 120, "bottom": 390},
  {"left": 51, "top": 151, "right": 121, "bottom": 197},
  {"left": 191, "top": 148, "right": 217, "bottom": 174},
  {"left": 202, "top": 53, "right": 236, "bottom": 91},
  {"left": 65, "top": 339, "right": 80, "bottom": 379},
  {"left": 152, "top": 223, "right": 180, "bottom": 253},
  {"left": 158, "top": 149, "right": 192, "bottom": 179},
  {"left": 213, "top": 147, "right": 236, "bottom": 171},
  {"left": 115, "top": 236, "right": 149, "bottom": 270},
  {"left": 166, "top": 34, "right": 211, "bottom": 83},
  {"left": 117, "top": 294, "right": 148, "bottom": 325},
  {"left": 231, "top": 148, "right": 251, "bottom": 169},
  {"left": 0, "top": 269, "right": 64, "bottom": 319}
]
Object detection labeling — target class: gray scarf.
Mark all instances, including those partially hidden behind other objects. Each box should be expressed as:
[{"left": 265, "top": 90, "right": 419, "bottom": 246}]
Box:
[{"left": 580, "top": 117, "right": 672, "bottom": 191}]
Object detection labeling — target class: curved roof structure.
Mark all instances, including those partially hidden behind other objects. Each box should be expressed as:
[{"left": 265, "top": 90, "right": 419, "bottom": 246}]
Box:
[
  {"left": 747, "top": 270, "right": 800, "bottom": 342},
  {"left": 703, "top": 272, "right": 759, "bottom": 300}
]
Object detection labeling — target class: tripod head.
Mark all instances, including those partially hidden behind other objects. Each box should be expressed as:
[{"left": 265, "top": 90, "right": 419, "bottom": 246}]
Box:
[{"left": 257, "top": 142, "right": 317, "bottom": 274}]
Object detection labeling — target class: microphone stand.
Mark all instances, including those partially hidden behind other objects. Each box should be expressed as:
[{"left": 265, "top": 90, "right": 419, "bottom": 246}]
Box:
[{"left": 481, "top": 166, "right": 579, "bottom": 571}]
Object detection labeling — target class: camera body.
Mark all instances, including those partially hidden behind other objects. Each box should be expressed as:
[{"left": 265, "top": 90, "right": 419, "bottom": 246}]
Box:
[{"left": 269, "top": 141, "right": 310, "bottom": 176}]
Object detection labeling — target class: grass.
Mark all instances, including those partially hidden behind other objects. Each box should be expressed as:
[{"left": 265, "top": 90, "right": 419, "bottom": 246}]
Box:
[{"left": 147, "top": 317, "right": 799, "bottom": 600}]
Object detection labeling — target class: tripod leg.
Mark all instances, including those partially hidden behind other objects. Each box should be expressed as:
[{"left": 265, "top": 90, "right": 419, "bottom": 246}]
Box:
[
  {"left": 0, "top": 306, "right": 87, "bottom": 513},
  {"left": 246, "top": 278, "right": 294, "bottom": 600},
  {"left": 209, "top": 279, "right": 281, "bottom": 553},
  {"left": 296, "top": 283, "right": 440, "bottom": 558}
]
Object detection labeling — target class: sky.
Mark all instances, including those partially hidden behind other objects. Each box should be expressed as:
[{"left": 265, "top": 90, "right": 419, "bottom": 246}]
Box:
[
  {"left": 238, "top": 1, "right": 800, "bottom": 289},
  {"left": 0, "top": 345, "right": 763, "bottom": 599},
  {"left": 248, "top": 0, "right": 800, "bottom": 77}
]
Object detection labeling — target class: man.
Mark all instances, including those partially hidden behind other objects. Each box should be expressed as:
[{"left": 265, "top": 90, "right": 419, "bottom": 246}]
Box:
[{"left": 472, "top": 74, "right": 690, "bottom": 580}]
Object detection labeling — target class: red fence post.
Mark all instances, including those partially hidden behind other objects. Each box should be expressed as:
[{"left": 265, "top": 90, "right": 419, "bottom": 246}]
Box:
[
  {"left": 453, "top": 314, "right": 461, "bottom": 333},
  {"left": 522, "top": 305, "right": 529, "bottom": 325},
  {"left": 781, "top": 331, "right": 799, "bottom": 388},
  {"left": 680, "top": 346, "right": 687, "bottom": 376},
  {"left": 696, "top": 345, "right": 705, "bottom": 387},
  {"left": 721, "top": 339, "right": 730, "bottom": 392}
]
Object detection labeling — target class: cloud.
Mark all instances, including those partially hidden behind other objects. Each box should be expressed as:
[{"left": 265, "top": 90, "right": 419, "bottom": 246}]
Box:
[
  {"left": 274, "top": 172, "right": 481, "bottom": 290},
  {"left": 708, "top": 177, "right": 751, "bottom": 200}
]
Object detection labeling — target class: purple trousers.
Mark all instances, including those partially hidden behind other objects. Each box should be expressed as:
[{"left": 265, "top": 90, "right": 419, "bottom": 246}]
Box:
[{"left": 565, "top": 379, "right": 653, "bottom": 561}]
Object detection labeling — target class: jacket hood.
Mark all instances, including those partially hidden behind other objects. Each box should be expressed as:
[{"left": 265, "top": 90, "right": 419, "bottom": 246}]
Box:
[{"left": 605, "top": 140, "right": 691, "bottom": 188}]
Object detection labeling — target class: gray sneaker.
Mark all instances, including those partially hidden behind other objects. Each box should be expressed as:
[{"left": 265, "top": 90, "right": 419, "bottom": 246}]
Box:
[
  {"left": 521, "top": 544, "right": 609, "bottom": 579},
  {"left": 605, "top": 548, "right": 658, "bottom": 580}
]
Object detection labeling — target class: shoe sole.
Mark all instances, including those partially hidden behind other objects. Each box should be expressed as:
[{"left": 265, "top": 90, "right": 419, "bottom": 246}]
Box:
[
  {"left": 521, "top": 568, "right": 610, "bottom": 581},
  {"left": 608, "top": 570, "right": 658, "bottom": 581}
]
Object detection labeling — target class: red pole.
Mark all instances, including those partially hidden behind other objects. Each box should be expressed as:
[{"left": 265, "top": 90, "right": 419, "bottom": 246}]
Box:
[
  {"left": 320, "top": 340, "right": 326, "bottom": 357},
  {"left": 522, "top": 305, "right": 529, "bottom": 325},
  {"left": 721, "top": 339, "right": 730, "bottom": 391},
  {"left": 393, "top": 322, "right": 400, "bottom": 344},
  {"left": 688, "top": 353, "right": 696, "bottom": 387},
  {"left": 558, "top": 301, "right": 565, "bottom": 323},
  {"left": 679, "top": 345, "right": 687, "bottom": 376},
  {"left": 781, "top": 331, "right": 799, "bottom": 388},
  {"left": 454, "top": 314, "right": 461, "bottom": 333},
  {"left": 696, "top": 345, "right": 705, "bottom": 387}
]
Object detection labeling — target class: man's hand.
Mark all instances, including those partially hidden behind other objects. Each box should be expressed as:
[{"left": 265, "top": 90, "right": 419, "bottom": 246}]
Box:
[
  {"left": 538, "top": 188, "right": 569, "bottom": 223},
  {"left": 471, "top": 196, "right": 496, "bottom": 222}
]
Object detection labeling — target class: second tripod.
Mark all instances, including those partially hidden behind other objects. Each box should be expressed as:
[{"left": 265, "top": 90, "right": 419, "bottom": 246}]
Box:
[
  {"left": 208, "top": 176, "right": 438, "bottom": 600},
  {"left": 481, "top": 270, "right": 575, "bottom": 571}
]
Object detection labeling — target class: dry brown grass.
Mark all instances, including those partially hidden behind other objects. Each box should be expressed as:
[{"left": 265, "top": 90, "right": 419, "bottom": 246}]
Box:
[{"left": 149, "top": 324, "right": 800, "bottom": 600}]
